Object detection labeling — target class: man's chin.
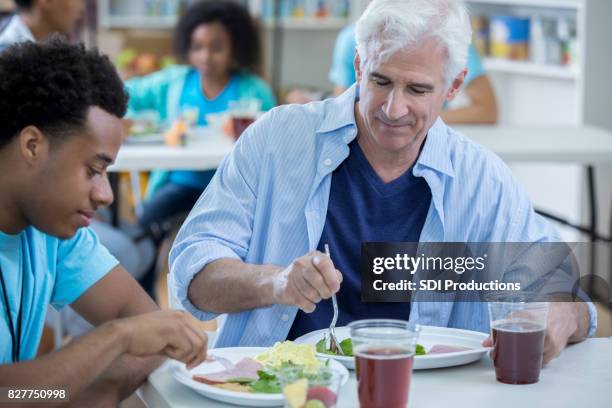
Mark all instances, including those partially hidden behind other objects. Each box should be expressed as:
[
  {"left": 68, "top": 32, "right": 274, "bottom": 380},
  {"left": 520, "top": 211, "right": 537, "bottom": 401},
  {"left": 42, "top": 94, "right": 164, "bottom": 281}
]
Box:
[{"left": 43, "top": 224, "right": 80, "bottom": 240}]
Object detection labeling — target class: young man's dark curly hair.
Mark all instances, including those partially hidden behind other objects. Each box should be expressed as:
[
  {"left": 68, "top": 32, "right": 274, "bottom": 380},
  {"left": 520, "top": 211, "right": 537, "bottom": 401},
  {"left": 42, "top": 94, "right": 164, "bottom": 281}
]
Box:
[
  {"left": 0, "top": 37, "right": 128, "bottom": 149},
  {"left": 173, "top": 0, "right": 261, "bottom": 74}
]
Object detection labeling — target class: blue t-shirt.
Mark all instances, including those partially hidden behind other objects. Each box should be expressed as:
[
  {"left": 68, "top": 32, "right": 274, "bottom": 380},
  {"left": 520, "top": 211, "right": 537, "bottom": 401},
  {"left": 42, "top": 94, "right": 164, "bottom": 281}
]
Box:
[
  {"left": 169, "top": 69, "right": 240, "bottom": 189},
  {"left": 328, "top": 24, "right": 486, "bottom": 88},
  {"left": 0, "top": 227, "right": 117, "bottom": 363},
  {"left": 287, "top": 140, "right": 432, "bottom": 340}
]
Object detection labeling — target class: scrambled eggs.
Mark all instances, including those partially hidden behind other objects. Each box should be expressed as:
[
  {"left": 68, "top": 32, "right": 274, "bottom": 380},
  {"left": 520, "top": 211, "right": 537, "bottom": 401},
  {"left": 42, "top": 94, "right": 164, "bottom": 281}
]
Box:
[{"left": 254, "top": 341, "right": 323, "bottom": 372}]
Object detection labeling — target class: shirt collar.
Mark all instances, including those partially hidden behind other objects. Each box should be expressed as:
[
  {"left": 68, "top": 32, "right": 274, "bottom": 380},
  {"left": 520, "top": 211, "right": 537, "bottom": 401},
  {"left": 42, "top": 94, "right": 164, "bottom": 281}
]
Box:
[
  {"left": 414, "top": 117, "right": 456, "bottom": 178},
  {"left": 316, "top": 84, "right": 359, "bottom": 135}
]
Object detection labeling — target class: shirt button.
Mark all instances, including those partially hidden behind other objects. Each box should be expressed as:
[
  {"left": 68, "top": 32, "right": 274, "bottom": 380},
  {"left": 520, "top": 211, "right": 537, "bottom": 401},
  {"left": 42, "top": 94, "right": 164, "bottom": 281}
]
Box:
[
  {"left": 323, "top": 158, "right": 332, "bottom": 166},
  {"left": 281, "top": 314, "right": 289, "bottom": 321}
]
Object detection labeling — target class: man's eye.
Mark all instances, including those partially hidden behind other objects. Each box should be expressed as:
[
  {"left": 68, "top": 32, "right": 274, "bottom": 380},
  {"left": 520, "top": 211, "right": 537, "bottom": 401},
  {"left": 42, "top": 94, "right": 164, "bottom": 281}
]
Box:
[
  {"left": 371, "top": 77, "right": 390, "bottom": 86},
  {"left": 87, "top": 167, "right": 101, "bottom": 177},
  {"left": 410, "top": 87, "right": 429, "bottom": 95}
]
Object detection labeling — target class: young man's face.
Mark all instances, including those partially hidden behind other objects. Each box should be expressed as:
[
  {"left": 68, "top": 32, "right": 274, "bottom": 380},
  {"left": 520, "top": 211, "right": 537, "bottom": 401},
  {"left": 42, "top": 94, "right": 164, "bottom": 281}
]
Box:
[
  {"left": 22, "top": 107, "right": 124, "bottom": 239},
  {"left": 354, "top": 37, "right": 465, "bottom": 154}
]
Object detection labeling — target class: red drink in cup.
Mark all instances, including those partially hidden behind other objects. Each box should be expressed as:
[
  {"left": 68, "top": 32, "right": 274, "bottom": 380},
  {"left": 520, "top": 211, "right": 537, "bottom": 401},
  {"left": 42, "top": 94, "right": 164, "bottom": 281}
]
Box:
[
  {"left": 228, "top": 99, "right": 261, "bottom": 140},
  {"left": 231, "top": 116, "right": 256, "bottom": 140},
  {"left": 487, "top": 293, "right": 549, "bottom": 385},
  {"left": 355, "top": 348, "right": 414, "bottom": 408},
  {"left": 349, "top": 319, "right": 419, "bottom": 408},
  {"left": 491, "top": 321, "right": 546, "bottom": 384}
]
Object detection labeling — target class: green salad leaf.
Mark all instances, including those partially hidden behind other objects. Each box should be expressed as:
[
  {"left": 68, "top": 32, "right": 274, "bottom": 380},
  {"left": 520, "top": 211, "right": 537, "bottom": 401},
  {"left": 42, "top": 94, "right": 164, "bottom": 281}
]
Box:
[
  {"left": 226, "top": 377, "right": 257, "bottom": 384},
  {"left": 248, "top": 370, "right": 281, "bottom": 394},
  {"left": 315, "top": 337, "right": 354, "bottom": 357},
  {"left": 415, "top": 344, "right": 427, "bottom": 356},
  {"left": 316, "top": 337, "right": 426, "bottom": 357}
]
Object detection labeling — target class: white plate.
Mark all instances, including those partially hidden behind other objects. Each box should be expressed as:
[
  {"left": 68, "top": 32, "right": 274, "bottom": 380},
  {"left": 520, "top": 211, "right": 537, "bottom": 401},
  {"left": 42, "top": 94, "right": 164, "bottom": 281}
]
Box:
[
  {"left": 169, "top": 347, "right": 349, "bottom": 407},
  {"left": 294, "top": 325, "right": 490, "bottom": 370}
]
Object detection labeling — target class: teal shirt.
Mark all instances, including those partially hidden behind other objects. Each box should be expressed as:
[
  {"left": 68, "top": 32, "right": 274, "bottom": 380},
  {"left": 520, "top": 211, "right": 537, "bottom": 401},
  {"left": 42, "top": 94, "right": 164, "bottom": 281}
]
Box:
[
  {"left": 0, "top": 227, "right": 118, "bottom": 363},
  {"left": 125, "top": 66, "right": 277, "bottom": 195},
  {"left": 170, "top": 70, "right": 240, "bottom": 189}
]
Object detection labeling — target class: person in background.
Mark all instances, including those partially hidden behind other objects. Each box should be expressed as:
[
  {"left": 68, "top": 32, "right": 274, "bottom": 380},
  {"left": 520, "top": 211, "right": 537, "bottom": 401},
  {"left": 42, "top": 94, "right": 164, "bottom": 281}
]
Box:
[
  {"left": 0, "top": 0, "right": 84, "bottom": 52},
  {"left": 170, "top": 0, "right": 593, "bottom": 363},
  {"left": 0, "top": 39, "right": 207, "bottom": 405},
  {"left": 288, "top": 22, "right": 498, "bottom": 124},
  {"left": 126, "top": 0, "right": 276, "bottom": 296}
]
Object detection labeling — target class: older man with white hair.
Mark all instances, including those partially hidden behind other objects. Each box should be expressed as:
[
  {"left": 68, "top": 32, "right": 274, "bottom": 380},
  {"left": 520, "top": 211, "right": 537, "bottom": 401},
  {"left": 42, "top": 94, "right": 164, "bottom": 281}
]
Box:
[{"left": 170, "top": 0, "right": 595, "bottom": 362}]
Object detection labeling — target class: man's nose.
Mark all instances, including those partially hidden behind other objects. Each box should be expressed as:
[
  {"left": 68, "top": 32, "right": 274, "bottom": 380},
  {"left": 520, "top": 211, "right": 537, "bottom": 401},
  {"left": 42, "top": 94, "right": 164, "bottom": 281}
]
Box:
[
  {"left": 92, "top": 175, "right": 114, "bottom": 207},
  {"left": 382, "top": 88, "right": 410, "bottom": 121}
]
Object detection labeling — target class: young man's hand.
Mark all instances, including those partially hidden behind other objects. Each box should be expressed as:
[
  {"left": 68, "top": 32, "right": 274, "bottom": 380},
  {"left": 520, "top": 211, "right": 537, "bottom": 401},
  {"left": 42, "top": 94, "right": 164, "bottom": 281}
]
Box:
[{"left": 115, "top": 310, "right": 208, "bottom": 369}]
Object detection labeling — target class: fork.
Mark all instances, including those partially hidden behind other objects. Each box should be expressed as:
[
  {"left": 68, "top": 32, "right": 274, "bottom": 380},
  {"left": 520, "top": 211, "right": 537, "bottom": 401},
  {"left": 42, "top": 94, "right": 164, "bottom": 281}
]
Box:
[{"left": 324, "top": 244, "right": 345, "bottom": 356}]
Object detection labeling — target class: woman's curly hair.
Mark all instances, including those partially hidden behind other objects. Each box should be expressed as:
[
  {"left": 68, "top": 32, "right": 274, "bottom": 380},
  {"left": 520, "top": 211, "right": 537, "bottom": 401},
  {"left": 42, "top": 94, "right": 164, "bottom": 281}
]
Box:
[{"left": 173, "top": 0, "right": 261, "bottom": 74}]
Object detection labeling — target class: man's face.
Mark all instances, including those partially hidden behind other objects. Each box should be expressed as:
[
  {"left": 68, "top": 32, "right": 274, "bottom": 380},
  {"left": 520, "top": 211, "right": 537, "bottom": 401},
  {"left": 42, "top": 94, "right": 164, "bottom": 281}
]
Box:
[
  {"left": 23, "top": 107, "right": 124, "bottom": 239},
  {"left": 354, "top": 38, "right": 465, "bottom": 154},
  {"left": 44, "top": 0, "right": 86, "bottom": 34}
]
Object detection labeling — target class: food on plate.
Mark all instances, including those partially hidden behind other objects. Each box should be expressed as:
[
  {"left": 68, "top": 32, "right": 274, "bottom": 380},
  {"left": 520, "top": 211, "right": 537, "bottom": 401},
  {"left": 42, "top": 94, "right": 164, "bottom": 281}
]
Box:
[
  {"left": 284, "top": 378, "right": 307, "bottom": 408},
  {"left": 415, "top": 344, "right": 427, "bottom": 356},
  {"left": 192, "top": 357, "right": 263, "bottom": 385},
  {"left": 315, "top": 336, "right": 470, "bottom": 357},
  {"left": 191, "top": 341, "right": 333, "bottom": 395},
  {"left": 255, "top": 341, "right": 323, "bottom": 372},
  {"left": 307, "top": 385, "right": 337, "bottom": 407},
  {"left": 428, "top": 344, "right": 472, "bottom": 354},
  {"left": 283, "top": 378, "right": 338, "bottom": 408},
  {"left": 315, "top": 337, "right": 353, "bottom": 357}
]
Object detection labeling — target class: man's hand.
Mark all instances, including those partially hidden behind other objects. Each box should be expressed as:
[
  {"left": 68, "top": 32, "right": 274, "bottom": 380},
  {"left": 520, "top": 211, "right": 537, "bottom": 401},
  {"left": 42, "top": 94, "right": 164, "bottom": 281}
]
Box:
[
  {"left": 116, "top": 310, "right": 208, "bottom": 369},
  {"left": 483, "top": 302, "right": 590, "bottom": 364},
  {"left": 273, "top": 251, "right": 343, "bottom": 313}
]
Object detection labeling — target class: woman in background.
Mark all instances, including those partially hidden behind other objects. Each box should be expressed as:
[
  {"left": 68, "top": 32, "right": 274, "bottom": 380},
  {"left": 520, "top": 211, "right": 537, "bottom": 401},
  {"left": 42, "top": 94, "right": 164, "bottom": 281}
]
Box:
[{"left": 126, "top": 0, "right": 276, "bottom": 295}]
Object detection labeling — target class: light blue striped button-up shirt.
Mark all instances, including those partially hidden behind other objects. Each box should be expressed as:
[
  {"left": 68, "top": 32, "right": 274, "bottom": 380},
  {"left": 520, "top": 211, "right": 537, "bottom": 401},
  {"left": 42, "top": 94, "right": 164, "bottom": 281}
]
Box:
[{"left": 169, "top": 85, "right": 597, "bottom": 347}]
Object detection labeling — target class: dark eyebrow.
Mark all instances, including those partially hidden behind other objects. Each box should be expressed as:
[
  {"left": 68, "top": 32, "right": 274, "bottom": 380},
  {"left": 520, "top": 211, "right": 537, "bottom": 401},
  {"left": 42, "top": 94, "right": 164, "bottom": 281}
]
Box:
[{"left": 93, "top": 154, "right": 114, "bottom": 166}]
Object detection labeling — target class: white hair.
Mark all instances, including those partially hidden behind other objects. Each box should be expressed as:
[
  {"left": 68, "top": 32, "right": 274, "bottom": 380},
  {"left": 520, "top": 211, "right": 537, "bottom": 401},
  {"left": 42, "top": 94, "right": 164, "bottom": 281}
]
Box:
[{"left": 355, "top": 0, "right": 472, "bottom": 86}]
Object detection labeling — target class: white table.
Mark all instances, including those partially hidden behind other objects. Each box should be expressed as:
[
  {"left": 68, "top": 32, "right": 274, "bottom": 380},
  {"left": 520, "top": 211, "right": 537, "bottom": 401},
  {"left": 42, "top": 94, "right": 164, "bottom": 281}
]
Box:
[
  {"left": 138, "top": 338, "right": 612, "bottom": 407},
  {"left": 457, "top": 125, "right": 612, "bottom": 164},
  {"left": 110, "top": 131, "right": 234, "bottom": 172}
]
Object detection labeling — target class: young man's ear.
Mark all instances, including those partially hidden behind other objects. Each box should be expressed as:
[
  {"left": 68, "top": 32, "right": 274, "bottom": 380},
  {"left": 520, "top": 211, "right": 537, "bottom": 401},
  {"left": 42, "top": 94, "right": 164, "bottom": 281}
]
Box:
[
  {"left": 18, "top": 126, "right": 49, "bottom": 166},
  {"left": 445, "top": 68, "right": 467, "bottom": 102}
]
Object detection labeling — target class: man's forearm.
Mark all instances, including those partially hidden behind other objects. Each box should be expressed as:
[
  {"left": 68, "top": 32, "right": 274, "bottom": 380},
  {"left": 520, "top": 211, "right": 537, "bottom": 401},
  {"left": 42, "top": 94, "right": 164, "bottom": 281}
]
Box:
[
  {"left": 0, "top": 321, "right": 128, "bottom": 397},
  {"left": 188, "top": 258, "right": 281, "bottom": 314},
  {"left": 69, "top": 355, "right": 164, "bottom": 406}
]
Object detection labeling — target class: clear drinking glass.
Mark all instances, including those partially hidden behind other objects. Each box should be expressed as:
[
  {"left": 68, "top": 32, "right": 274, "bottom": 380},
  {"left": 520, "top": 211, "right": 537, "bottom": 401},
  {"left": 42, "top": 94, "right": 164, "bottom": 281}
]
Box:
[
  {"left": 349, "top": 319, "right": 419, "bottom": 408},
  {"left": 487, "top": 293, "right": 549, "bottom": 384}
]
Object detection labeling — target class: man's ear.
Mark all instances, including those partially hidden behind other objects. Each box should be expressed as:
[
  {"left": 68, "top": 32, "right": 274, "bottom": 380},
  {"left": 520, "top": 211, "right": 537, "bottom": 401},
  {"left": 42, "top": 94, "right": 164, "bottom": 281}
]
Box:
[
  {"left": 354, "top": 50, "right": 362, "bottom": 83},
  {"left": 445, "top": 68, "right": 467, "bottom": 102},
  {"left": 18, "top": 126, "right": 49, "bottom": 167}
]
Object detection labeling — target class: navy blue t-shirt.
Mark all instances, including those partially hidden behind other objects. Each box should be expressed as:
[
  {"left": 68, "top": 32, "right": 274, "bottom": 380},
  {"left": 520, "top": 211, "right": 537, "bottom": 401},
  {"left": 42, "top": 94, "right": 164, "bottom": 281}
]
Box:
[{"left": 287, "top": 140, "right": 432, "bottom": 340}]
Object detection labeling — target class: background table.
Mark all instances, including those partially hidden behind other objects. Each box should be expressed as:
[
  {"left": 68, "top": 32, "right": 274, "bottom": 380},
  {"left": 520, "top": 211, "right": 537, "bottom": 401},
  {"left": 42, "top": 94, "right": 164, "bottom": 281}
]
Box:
[
  {"left": 138, "top": 337, "right": 612, "bottom": 407},
  {"left": 110, "top": 125, "right": 612, "bottom": 172}
]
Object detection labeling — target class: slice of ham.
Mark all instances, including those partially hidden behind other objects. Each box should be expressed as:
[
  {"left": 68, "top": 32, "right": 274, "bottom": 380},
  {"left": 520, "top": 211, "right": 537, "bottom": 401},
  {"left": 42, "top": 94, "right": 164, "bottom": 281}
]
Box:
[
  {"left": 193, "top": 357, "right": 263, "bottom": 385},
  {"left": 428, "top": 345, "right": 472, "bottom": 354}
]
